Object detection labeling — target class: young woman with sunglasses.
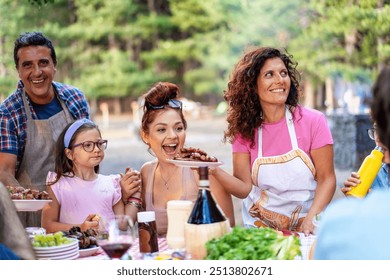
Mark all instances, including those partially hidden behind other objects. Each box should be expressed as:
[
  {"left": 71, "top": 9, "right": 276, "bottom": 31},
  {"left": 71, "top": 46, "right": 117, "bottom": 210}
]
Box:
[
  {"left": 137, "top": 82, "right": 235, "bottom": 236},
  {"left": 342, "top": 124, "right": 390, "bottom": 194},
  {"left": 42, "top": 119, "right": 141, "bottom": 233}
]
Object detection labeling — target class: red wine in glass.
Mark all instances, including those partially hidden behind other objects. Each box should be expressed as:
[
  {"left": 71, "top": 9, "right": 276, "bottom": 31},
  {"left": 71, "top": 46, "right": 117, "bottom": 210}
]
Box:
[
  {"left": 98, "top": 215, "right": 135, "bottom": 260},
  {"left": 100, "top": 243, "right": 132, "bottom": 259}
]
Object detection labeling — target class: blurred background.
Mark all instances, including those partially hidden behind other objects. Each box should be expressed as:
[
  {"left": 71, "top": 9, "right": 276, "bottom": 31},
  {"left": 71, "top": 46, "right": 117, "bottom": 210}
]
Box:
[{"left": 1, "top": 0, "right": 389, "bottom": 171}]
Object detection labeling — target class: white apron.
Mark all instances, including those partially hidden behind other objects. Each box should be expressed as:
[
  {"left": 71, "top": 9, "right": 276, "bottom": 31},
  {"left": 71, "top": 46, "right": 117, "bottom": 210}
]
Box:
[
  {"left": 17, "top": 90, "right": 74, "bottom": 227},
  {"left": 242, "top": 108, "right": 317, "bottom": 231}
]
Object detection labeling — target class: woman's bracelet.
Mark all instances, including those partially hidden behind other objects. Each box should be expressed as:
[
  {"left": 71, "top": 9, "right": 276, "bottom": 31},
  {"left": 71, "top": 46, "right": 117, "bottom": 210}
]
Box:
[
  {"left": 127, "top": 196, "right": 142, "bottom": 203},
  {"left": 125, "top": 200, "right": 142, "bottom": 209}
]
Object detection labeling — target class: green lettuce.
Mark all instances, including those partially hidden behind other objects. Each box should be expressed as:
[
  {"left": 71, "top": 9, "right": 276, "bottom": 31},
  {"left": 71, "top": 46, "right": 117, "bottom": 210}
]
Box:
[{"left": 205, "top": 227, "right": 302, "bottom": 260}]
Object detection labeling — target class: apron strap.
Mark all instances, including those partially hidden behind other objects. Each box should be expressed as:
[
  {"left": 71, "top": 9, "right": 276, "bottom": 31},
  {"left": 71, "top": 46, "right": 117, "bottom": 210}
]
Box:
[
  {"left": 258, "top": 106, "right": 298, "bottom": 157},
  {"left": 286, "top": 107, "right": 298, "bottom": 149},
  {"left": 21, "top": 92, "right": 33, "bottom": 120},
  {"left": 22, "top": 88, "right": 73, "bottom": 122}
]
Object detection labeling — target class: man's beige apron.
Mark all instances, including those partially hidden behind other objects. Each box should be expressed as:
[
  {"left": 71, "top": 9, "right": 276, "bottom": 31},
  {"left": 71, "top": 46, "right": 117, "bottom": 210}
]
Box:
[
  {"left": 16, "top": 91, "right": 74, "bottom": 227},
  {"left": 242, "top": 108, "right": 317, "bottom": 231}
]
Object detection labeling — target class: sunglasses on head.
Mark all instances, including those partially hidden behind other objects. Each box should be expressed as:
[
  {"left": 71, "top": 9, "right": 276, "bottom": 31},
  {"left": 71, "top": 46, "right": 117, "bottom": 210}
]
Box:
[{"left": 146, "top": 99, "right": 182, "bottom": 110}]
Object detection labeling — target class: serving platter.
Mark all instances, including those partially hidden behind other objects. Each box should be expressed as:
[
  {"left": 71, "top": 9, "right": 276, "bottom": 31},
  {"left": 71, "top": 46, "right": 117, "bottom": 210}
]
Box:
[
  {"left": 78, "top": 246, "right": 100, "bottom": 258},
  {"left": 13, "top": 200, "right": 52, "bottom": 212},
  {"left": 167, "top": 159, "right": 223, "bottom": 168}
]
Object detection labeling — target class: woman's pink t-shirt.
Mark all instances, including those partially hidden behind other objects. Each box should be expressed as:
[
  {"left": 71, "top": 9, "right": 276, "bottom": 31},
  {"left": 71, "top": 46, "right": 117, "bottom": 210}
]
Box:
[{"left": 232, "top": 106, "right": 334, "bottom": 167}]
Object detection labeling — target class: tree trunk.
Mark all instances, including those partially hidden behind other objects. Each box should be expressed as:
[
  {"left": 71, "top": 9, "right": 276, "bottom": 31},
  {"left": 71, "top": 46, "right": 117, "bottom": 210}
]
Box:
[
  {"left": 113, "top": 97, "right": 122, "bottom": 115},
  {"left": 89, "top": 97, "right": 98, "bottom": 120},
  {"left": 377, "top": 0, "right": 385, "bottom": 71},
  {"left": 67, "top": 0, "right": 77, "bottom": 24},
  {"left": 302, "top": 79, "right": 316, "bottom": 109},
  {"left": 147, "top": 0, "right": 159, "bottom": 49},
  {"left": 325, "top": 77, "right": 335, "bottom": 113},
  {"left": 0, "top": 35, "right": 6, "bottom": 77}
]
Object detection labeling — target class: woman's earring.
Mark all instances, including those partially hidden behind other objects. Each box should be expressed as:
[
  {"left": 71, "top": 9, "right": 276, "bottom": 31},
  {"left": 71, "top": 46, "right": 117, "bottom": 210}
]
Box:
[{"left": 147, "top": 147, "right": 156, "bottom": 157}]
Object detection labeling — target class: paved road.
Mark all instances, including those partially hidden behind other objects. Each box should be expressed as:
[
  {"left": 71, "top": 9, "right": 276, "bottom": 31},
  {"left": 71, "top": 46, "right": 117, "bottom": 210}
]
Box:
[{"left": 96, "top": 114, "right": 347, "bottom": 226}]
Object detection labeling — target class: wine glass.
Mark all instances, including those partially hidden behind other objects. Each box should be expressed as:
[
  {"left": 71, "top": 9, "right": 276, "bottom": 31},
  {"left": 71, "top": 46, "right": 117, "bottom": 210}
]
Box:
[{"left": 98, "top": 215, "right": 135, "bottom": 260}]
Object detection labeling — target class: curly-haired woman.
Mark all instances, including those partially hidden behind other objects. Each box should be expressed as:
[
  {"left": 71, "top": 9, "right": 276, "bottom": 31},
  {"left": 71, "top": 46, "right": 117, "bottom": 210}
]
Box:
[{"left": 218, "top": 47, "right": 336, "bottom": 235}]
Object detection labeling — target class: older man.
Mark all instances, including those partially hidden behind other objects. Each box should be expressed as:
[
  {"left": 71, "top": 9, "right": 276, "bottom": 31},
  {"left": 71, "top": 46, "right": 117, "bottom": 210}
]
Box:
[{"left": 0, "top": 31, "right": 89, "bottom": 227}]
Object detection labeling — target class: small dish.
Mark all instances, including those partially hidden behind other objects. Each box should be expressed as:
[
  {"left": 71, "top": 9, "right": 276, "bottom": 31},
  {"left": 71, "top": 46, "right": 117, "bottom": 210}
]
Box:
[
  {"left": 13, "top": 200, "right": 52, "bottom": 212},
  {"left": 78, "top": 246, "right": 100, "bottom": 258}
]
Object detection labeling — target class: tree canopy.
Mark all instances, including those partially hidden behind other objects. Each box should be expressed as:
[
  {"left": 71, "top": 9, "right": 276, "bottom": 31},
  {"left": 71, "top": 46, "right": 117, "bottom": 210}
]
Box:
[{"left": 0, "top": 0, "right": 389, "bottom": 108}]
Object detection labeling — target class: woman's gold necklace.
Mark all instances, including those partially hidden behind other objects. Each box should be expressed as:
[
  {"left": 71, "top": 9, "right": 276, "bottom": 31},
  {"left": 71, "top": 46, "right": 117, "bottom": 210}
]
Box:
[{"left": 159, "top": 164, "right": 177, "bottom": 189}]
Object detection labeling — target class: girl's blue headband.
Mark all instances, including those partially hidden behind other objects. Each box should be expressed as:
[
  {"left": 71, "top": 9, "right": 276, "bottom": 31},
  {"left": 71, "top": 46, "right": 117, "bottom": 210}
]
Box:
[{"left": 64, "top": 118, "right": 94, "bottom": 148}]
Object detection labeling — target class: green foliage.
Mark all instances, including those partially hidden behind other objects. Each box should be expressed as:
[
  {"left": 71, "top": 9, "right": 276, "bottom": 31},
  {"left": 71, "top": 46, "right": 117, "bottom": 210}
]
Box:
[
  {"left": 0, "top": 0, "right": 388, "bottom": 104},
  {"left": 205, "top": 227, "right": 302, "bottom": 260},
  {"left": 170, "top": 0, "right": 227, "bottom": 33},
  {"left": 290, "top": 0, "right": 390, "bottom": 82},
  {"left": 27, "top": 0, "right": 54, "bottom": 7},
  {"left": 0, "top": 76, "right": 17, "bottom": 96}
]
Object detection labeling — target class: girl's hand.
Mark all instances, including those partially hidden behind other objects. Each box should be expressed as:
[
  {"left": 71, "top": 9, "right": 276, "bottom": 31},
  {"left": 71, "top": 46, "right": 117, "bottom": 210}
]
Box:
[
  {"left": 341, "top": 172, "right": 360, "bottom": 195},
  {"left": 120, "top": 167, "right": 142, "bottom": 201},
  {"left": 81, "top": 214, "right": 99, "bottom": 232}
]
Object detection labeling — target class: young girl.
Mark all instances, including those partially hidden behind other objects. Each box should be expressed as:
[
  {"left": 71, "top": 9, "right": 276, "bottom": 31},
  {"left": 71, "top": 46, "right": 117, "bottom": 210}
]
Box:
[{"left": 42, "top": 118, "right": 141, "bottom": 233}]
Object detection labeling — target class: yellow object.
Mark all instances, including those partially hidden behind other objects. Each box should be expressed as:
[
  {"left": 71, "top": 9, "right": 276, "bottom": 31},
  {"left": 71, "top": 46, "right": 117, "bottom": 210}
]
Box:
[{"left": 346, "top": 146, "right": 384, "bottom": 198}]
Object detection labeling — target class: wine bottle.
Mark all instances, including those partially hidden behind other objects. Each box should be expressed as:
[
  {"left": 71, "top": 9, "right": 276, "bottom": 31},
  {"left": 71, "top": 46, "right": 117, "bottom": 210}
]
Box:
[
  {"left": 187, "top": 166, "right": 226, "bottom": 224},
  {"left": 185, "top": 166, "right": 230, "bottom": 259}
]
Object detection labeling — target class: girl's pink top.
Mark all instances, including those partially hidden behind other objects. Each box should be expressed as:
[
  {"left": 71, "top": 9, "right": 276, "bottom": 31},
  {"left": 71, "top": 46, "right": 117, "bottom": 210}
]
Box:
[{"left": 47, "top": 172, "right": 122, "bottom": 224}]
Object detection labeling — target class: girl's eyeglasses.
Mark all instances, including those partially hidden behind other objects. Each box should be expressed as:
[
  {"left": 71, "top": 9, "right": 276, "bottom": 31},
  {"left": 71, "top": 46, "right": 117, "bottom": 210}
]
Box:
[
  {"left": 72, "top": 140, "right": 108, "bottom": 152},
  {"left": 146, "top": 99, "right": 182, "bottom": 110},
  {"left": 367, "top": 128, "right": 376, "bottom": 141}
]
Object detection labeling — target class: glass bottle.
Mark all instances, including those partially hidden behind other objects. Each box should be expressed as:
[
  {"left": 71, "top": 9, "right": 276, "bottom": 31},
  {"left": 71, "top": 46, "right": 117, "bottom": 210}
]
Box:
[
  {"left": 166, "top": 200, "right": 194, "bottom": 250},
  {"left": 185, "top": 166, "right": 230, "bottom": 259},
  {"left": 347, "top": 146, "right": 384, "bottom": 198},
  {"left": 137, "top": 211, "right": 159, "bottom": 254}
]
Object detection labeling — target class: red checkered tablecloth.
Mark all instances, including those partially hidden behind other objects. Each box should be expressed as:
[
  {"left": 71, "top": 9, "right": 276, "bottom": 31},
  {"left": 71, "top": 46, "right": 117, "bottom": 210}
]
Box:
[
  {"left": 77, "top": 238, "right": 168, "bottom": 260},
  {"left": 78, "top": 234, "right": 315, "bottom": 260},
  {"left": 296, "top": 233, "right": 316, "bottom": 260}
]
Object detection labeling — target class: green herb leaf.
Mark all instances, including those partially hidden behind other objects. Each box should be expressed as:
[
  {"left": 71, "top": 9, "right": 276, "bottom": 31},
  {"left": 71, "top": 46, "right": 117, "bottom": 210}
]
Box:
[{"left": 205, "top": 227, "right": 302, "bottom": 260}]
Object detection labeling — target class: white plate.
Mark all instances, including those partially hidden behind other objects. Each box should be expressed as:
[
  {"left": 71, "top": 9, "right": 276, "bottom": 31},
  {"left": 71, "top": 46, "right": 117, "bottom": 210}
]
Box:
[
  {"left": 167, "top": 159, "right": 223, "bottom": 168},
  {"left": 78, "top": 246, "right": 100, "bottom": 258},
  {"left": 13, "top": 200, "right": 52, "bottom": 212},
  {"left": 33, "top": 238, "right": 78, "bottom": 252},
  {"left": 35, "top": 246, "right": 79, "bottom": 258},
  {"left": 37, "top": 250, "right": 79, "bottom": 260}
]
